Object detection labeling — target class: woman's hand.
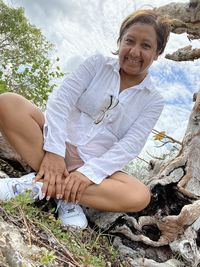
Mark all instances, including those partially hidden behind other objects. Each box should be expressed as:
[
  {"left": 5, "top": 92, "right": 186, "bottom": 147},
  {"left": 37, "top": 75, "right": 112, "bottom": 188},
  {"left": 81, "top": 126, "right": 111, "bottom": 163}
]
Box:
[
  {"left": 34, "top": 152, "right": 68, "bottom": 199},
  {"left": 62, "top": 171, "right": 93, "bottom": 203}
]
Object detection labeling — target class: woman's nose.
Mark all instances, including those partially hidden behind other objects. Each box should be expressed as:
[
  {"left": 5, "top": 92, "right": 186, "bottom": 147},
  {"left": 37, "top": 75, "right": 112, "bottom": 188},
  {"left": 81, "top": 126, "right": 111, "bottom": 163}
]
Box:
[{"left": 130, "top": 44, "right": 141, "bottom": 57}]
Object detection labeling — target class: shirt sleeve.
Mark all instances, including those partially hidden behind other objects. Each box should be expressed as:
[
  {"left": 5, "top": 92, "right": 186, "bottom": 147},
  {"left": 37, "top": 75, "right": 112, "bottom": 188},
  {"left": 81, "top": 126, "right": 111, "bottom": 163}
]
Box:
[
  {"left": 77, "top": 94, "right": 164, "bottom": 184},
  {"left": 43, "top": 54, "right": 101, "bottom": 157}
]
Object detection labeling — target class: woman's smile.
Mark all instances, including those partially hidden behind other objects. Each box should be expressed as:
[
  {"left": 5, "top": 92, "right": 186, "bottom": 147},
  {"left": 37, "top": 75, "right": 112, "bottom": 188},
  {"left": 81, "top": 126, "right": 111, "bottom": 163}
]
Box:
[
  {"left": 125, "top": 56, "right": 142, "bottom": 65},
  {"left": 118, "top": 22, "right": 159, "bottom": 85}
]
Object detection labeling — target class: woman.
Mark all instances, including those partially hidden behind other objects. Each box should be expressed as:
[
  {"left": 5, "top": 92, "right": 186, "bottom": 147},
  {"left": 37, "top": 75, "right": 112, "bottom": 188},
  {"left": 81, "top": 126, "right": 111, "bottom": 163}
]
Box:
[{"left": 0, "top": 9, "right": 171, "bottom": 229}]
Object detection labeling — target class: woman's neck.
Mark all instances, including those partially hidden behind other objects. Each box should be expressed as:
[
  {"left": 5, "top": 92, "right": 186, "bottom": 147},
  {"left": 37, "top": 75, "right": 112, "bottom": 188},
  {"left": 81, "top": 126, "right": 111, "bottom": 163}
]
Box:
[{"left": 119, "top": 70, "right": 147, "bottom": 92}]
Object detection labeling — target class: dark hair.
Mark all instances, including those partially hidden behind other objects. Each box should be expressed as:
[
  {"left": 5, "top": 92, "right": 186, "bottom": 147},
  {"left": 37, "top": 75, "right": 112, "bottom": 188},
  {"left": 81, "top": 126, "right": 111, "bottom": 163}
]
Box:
[{"left": 114, "top": 9, "right": 171, "bottom": 55}]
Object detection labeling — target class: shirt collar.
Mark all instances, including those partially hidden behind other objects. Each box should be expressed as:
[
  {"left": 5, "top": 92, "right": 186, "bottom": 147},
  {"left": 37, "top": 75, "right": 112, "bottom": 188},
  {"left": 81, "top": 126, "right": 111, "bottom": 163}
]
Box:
[{"left": 105, "top": 56, "right": 154, "bottom": 92}]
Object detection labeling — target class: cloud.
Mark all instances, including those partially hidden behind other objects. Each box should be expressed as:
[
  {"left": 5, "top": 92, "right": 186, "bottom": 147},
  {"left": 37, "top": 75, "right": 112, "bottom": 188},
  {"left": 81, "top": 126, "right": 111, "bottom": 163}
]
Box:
[
  {"left": 150, "top": 57, "right": 200, "bottom": 139},
  {"left": 5, "top": 0, "right": 200, "bottom": 161},
  {"left": 8, "top": 0, "right": 194, "bottom": 71},
  {"left": 142, "top": 54, "right": 200, "bottom": 160},
  {"left": 13, "top": 0, "right": 86, "bottom": 24}
]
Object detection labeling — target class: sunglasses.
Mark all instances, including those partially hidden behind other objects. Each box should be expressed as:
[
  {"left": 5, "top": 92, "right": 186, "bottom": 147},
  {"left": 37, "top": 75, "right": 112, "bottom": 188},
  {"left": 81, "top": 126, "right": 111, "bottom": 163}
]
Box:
[{"left": 94, "top": 95, "right": 119, "bottom": 124}]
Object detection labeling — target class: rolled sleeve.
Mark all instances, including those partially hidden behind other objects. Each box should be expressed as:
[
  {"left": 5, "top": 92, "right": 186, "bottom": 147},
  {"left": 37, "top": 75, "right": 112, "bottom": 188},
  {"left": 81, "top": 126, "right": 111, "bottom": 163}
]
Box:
[{"left": 43, "top": 54, "right": 101, "bottom": 157}]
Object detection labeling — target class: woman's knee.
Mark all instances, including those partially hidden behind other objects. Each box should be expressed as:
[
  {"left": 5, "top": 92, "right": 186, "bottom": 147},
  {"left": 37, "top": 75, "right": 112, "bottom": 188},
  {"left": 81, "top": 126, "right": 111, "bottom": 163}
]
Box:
[
  {"left": 0, "top": 93, "right": 43, "bottom": 126},
  {"left": 0, "top": 93, "right": 25, "bottom": 128},
  {"left": 0, "top": 93, "right": 42, "bottom": 133},
  {"left": 123, "top": 184, "right": 151, "bottom": 212},
  {"left": 109, "top": 172, "right": 151, "bottom": 212},
  {"left": 0, "top": 93, "right": 24, "bottom": 115}
]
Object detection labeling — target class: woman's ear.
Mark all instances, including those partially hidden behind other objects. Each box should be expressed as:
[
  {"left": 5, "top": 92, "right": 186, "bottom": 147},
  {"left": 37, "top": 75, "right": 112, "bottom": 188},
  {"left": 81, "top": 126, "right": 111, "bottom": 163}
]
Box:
[{"left": 154, "top": 53, "right": 159, "bottom": 61}]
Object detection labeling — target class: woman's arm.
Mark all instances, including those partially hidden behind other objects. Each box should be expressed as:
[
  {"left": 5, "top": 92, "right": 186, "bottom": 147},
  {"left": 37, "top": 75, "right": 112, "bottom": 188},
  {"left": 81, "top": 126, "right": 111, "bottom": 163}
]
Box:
[
  {"left": 77, "top": 95, "right": 164, "bottom": 184},
  {"left": 35, "top": 54, "right": 101, "bottom": 199},
  {"left": 44, "top": 54, "right": 100, "bottom": 157}
]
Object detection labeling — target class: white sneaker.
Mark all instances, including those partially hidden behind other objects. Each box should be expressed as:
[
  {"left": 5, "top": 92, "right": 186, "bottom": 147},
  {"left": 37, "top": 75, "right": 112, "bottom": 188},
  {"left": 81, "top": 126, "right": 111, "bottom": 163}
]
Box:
[
  {"left": 56, "top": 200, "right": 88, "bottom": 230},
  {"left": 0, "top": 172, "right": 43, "bottom": 201},
  {"left": 0, "top": 173, "right": 88, "bottom": 229}
]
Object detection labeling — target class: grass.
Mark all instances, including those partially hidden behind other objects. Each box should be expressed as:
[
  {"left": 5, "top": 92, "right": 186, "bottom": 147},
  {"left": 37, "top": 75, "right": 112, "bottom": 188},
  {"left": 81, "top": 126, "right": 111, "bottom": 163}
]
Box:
[{"left": 0, "top": 192, "right": 126, "bottom": 266}]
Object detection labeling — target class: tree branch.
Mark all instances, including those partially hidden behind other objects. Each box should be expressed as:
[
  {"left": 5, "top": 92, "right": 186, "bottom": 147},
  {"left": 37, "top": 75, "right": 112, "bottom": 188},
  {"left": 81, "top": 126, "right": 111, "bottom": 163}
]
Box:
[{"left": 166, "top": 45, "right": 200, "bottom": 61}]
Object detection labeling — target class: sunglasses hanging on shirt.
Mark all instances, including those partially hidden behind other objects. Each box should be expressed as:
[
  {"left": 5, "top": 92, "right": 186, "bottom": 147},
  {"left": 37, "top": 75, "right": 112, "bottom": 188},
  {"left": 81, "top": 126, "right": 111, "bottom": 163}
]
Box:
[{"left": 94, "top": 95, "right": 119, "bottom": 124}]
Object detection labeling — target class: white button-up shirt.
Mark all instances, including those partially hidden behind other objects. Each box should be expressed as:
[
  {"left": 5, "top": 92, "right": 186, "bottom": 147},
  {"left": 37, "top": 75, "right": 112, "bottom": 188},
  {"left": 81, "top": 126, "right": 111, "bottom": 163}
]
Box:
[{"left": 43, "top": 54, "right": 164, "bottom": 184}]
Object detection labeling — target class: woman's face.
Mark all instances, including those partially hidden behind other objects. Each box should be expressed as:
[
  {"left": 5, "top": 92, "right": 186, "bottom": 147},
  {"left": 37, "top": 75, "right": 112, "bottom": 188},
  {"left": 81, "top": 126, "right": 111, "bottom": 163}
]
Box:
[{"left": 118, "top": 22, "right": 159, "bottom": 81}]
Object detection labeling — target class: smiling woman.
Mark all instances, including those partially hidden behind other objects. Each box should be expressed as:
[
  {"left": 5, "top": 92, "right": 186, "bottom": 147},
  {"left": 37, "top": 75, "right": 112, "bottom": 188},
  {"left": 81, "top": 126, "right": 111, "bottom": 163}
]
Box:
[
  {"left": 119, "top": 23, "right": 159, "bottom": 90},
  {"left": 114, "top": 9, "right": 170, "bottom": 90},
  {"left": 0, "top": 9, "right": 171, "bottom": 230}
]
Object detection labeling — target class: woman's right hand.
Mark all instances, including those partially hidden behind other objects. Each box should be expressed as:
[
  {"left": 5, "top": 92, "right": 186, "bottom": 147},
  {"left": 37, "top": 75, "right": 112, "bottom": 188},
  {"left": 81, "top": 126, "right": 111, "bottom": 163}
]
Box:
[{"left": 34, "top": 152, "right": 69, "bottom": 200}]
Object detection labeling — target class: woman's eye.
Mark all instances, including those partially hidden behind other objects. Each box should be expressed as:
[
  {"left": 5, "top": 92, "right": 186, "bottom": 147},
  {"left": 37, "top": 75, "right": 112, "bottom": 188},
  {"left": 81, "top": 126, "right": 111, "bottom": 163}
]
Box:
[
  {"left": 125, "top": 39, "right": 133, "bottom": 44},
  {"left": 143, "top": 43, "right": 151, "bottom": 49}
]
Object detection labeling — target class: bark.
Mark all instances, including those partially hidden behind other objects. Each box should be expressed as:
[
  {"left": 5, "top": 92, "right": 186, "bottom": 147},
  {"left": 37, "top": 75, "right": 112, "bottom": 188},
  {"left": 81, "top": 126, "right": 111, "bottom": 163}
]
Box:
[
  {"left": 165, "top": 45, "right": 200, "bottom": 61},
  {"left": 155, "top": 0, "right": 200, "bottom": 61}
]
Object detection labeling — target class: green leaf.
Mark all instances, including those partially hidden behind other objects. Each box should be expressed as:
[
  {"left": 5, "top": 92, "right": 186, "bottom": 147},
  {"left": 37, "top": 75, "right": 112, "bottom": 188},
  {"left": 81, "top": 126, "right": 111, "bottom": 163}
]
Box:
[{"left": 0, "top": 0, "right": 63, "bottom": 107}]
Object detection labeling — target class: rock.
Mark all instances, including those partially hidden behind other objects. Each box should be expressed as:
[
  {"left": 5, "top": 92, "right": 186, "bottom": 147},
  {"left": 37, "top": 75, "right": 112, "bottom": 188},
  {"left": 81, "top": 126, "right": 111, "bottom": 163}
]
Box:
[{"left": 0, "top": 218, "right": 46, "bottom": 267}]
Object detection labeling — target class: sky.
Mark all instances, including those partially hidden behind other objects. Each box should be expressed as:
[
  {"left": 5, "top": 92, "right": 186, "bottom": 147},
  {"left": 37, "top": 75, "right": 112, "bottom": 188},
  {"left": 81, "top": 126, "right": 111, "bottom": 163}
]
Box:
[{"left": 6, "top": 0, "right": 200, "bottom": 161}]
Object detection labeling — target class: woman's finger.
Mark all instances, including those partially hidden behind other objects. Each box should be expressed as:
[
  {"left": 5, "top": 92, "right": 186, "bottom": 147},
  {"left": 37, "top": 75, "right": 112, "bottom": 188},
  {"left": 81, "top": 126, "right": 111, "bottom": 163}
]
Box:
[
  {"left": 41, "top": 170, "right": 51, "bottom": 198},
  {"left": 62, "top": 175, "right": 70, "bottom": 196},
  {"left": 75, "top": 183, "right": 86, "bottom": 203},
  {"left": 33, "top": 170, "right": 44, "bottom": 182},
  {"left": 70, "top": 181, "right": 81, "bottom": 203},
  {"left": 64, "top": 177, "right": 74, "bottom": 202},
  {"left": 46, "top": 173, "right": 56, "bottom": 200},
  {"left": 55, "top": 173, "right": 63, "bottom": 199},
  {"left": 63, "top": 169, "right": 69, "bottom": 178}
]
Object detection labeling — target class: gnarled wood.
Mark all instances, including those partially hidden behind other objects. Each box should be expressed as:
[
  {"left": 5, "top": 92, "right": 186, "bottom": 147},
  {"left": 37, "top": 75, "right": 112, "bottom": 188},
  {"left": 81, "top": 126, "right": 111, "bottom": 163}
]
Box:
[
  {"left": 166, "top": 45, "right": 200, "bottom": 61},
  {"left": 155, "top": 1, "right": 200, "bottom": 37},
  {"left": 155, "top": 0, "right": 200, "bottom": 62}
]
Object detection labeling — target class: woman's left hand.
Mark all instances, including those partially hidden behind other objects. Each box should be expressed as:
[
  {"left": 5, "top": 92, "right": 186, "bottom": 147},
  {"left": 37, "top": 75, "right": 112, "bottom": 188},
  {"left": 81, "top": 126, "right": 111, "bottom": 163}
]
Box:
[{"left": 62, "top": 171, "right": 93, "bottom": 203}]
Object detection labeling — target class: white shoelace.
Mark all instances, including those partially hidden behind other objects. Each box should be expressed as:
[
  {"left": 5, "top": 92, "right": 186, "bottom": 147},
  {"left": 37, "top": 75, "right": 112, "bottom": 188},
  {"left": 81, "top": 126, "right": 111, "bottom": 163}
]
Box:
[{"left": 56, "top": 200, "right": 76, "bottom": 213}]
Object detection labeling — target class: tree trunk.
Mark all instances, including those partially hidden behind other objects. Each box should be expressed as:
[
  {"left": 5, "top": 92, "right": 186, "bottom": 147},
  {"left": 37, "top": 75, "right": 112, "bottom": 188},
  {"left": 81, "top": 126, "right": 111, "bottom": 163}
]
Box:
[{"left": 155, "top": 0, "right": 200, "bottom": 61}]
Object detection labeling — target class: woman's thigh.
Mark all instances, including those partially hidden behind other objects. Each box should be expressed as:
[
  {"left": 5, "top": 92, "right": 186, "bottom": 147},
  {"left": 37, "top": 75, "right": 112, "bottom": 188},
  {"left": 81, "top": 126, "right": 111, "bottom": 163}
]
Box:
[{"left": 108, "top": 171, "right": 146, "bottom": 187}]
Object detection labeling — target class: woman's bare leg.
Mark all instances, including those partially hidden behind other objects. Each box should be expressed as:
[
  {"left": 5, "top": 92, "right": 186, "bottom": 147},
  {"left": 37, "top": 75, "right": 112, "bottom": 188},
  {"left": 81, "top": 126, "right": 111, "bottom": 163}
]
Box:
[
  {"left": 0, "top": 93, "right": 45, "bottom": 171},
  {"left": 79, "top": 172, "right": 151, "bottom": 213},
  {"left": 0, "top": 93, "right": 150, "bottom": 213}
]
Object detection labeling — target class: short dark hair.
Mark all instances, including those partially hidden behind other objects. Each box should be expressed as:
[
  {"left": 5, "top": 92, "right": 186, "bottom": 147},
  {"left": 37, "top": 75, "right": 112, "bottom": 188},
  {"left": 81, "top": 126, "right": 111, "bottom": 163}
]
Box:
[{"left": 114, "top": 9, "right": 171, "bottom": 56}]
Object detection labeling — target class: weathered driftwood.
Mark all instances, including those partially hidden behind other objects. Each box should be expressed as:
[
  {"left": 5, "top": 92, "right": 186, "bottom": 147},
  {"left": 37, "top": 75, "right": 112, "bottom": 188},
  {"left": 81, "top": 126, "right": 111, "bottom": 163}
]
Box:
[
  {"left": 0, "top": 133, "right": 31, "bottom": 177},
  {"left": 84, "top": 90, "right": 200, "bottom": 267},
  {"left": 155, "top": 0, "right": 200, "bottom": 61},
  {"left": 166, "top": 45, "right": 200, "bottom": 61}
]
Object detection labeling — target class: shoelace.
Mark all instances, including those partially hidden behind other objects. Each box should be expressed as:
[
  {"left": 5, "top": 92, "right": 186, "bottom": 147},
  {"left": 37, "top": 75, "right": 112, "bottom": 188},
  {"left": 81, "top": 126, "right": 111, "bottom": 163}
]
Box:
[
  {"left": 14, "top": 181, "right": 43, "bottom": 200},
  {"left": 56, "top": 200, "right": 76, "bottom": 213}
]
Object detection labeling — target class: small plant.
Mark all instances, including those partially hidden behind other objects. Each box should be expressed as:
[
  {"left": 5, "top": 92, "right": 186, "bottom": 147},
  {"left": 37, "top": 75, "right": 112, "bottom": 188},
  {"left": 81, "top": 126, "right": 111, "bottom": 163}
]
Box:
[
  {"left": 40, "top": 250, "right": 56, "bottom": 265},
  {"left": 1, "top": 192, "right": 125, "bottom": 266}
]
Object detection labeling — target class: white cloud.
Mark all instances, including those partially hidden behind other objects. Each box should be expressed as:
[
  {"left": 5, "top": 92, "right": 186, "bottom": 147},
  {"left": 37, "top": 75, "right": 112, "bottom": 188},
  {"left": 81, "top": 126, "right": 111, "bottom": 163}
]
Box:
[
  {"left": 166, "top": 32, "right": 190, "bottom": 54},
  {"left": 5, "top": 0, "right": 200, "bottom": 161},
  {"left": 8, "top": 0, "right": 192, "bottom": 71}
]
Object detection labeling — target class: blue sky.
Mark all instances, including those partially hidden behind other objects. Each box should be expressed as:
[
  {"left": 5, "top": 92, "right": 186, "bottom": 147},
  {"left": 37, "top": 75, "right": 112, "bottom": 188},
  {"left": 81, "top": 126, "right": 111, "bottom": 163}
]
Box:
[{"left": 5, "top": 0, "right": 200, "bottom": 160}]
